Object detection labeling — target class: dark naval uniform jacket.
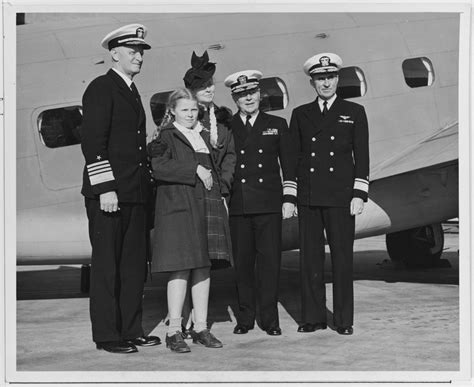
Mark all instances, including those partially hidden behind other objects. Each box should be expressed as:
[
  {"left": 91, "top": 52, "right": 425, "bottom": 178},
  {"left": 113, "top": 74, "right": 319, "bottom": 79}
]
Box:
[
  {"left": 290, "top": 95, "right": 369, "bottom": 329},
  {"left": 228, "top": 109, "right": 296, "bottom": 330},
  {"left": 229, "top": 111, "right": 297, "bottom": 215},
  {"left": 290, "top": 96, "right": 369, "bottom": 206},
  {"left": 81, "top": 69, "right": 152, "bottom": 203},
  {"left": 80, "top": 68, "right": 152, "bottom": 343}
]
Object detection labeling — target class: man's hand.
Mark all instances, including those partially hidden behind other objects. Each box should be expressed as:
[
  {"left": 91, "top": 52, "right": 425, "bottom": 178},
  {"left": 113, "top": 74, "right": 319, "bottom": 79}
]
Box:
[
  {"left": 282, "top": 202, "right": 296, "bottom": 219},
  {"left": 100, "top": 191, "right": 119, "bottom": 212},
  {"left": 350, "top": 197, "right": 364, "bottom": 216}
]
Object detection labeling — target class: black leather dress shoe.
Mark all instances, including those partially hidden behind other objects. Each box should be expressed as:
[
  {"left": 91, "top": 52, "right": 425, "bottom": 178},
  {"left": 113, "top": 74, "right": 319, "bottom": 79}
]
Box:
[
  {"left": 191, "top": 329, "right": 223, "bottom": 348},
  {"left": 297, "top": 322, "right": 327, "bottom": 333},
  {"left": 336, "top": 326, "right": 354, "bottom": 335},
  {"left": 96, "top": 341, "right": 138, "bottom": 354},
  {"left": 233, "top": 324, "right": 253, "bottom": 334},
  {"left": 166, "top": 332, "right": 191, "bottom": 353},
  {"left": 266, "top": 327, "right": 282, "bottom": 336},
  {"left": 128, "top": 335, "right": 161, "bottom": 347}
]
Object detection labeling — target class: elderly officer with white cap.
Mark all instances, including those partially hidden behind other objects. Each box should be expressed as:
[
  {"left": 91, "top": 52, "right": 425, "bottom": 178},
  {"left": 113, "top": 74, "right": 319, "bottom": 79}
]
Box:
[
  {"left": 81, "top": 24, "right": 160, "bottom": 353},
  {"left": 289, "top": 53, "right": 369, "bottom": 335},
  {"left": 224, "top": 70, "right": 297, "bottom": 336}
]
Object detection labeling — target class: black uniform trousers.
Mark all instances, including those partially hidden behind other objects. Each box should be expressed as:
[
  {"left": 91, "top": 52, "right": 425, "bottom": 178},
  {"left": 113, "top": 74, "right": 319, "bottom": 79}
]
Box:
[
  {"left": 229, "top": 213, "right": 282, "bottom": 330},
  {"left": 85, "top": 198, "right": 147, "bottom": 343},
  {"left": 299, "top": 205, "right": 355, "bottom": 328}
]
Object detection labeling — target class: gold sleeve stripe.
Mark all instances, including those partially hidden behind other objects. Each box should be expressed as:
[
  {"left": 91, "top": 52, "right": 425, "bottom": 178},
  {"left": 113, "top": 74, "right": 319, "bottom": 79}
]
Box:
[
  {"left": 354, "top": 179, "right": 369, "bottom": 193},
  {"left": 283, "top": 180, "right": 297, "bottom": 196}
]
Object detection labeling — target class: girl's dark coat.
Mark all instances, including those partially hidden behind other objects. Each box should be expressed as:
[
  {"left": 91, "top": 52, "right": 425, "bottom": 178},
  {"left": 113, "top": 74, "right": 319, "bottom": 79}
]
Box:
[{"left": 149, "top": 124, "right": 219, "bottom": 272}]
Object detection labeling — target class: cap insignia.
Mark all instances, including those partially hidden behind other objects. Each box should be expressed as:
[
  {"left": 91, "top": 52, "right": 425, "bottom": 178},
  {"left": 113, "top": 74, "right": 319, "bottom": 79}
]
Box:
[
  {"left": 136, "top": 27, "right": 144, "bottom": 39},
  {"left": 320, "top": 56, "right": 330, "bottom": 67},
  {"left": 238, "top": 75, "right": 248, "bottom": 85}
]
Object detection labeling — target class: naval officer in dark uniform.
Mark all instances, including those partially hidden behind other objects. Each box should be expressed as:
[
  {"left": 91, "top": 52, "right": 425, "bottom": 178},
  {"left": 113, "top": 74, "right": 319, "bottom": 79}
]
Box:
[
  {"left": 81, "top": 24, "right": 160, "bottom": 353},
  {"left": 224, "top": 70, "right": 297, "bottom": 336},
  {"left": 290, "top": 53, "right": 369, "bottom": 335}
]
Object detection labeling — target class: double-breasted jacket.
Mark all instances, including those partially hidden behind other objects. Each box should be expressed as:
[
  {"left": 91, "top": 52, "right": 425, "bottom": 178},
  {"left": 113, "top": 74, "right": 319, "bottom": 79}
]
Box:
[
  {"left": 81, "top": 69, "right": 152, "bottom": 204},
  {"left": 229, "top": 111, "right": 297, "bottom": 215},
  {"left": 289, "top": 97, "right": 369, "bottom": 207}
]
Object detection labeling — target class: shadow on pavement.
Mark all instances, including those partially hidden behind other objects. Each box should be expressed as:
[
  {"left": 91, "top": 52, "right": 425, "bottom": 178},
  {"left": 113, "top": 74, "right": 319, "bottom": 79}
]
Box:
[{"left": 16, "top": 248, "right": 458, "bottom": 335}]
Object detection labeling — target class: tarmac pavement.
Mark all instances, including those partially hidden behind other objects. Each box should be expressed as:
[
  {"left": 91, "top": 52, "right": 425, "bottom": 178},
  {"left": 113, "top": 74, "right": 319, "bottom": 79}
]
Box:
[{"left": 12, "top": 232, "right": 460, "bottom": 383}]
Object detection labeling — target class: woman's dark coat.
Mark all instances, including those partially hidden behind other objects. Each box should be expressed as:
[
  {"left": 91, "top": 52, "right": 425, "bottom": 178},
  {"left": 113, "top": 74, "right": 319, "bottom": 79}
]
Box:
[{"left": 200, "top": 104, "right": 236, "bottom": 200}]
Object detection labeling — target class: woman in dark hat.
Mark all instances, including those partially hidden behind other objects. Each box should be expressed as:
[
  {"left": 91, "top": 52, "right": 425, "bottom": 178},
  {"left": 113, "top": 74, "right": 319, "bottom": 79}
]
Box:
[{"left": 183, "top": 51, "right": 236, "bottom": 205}]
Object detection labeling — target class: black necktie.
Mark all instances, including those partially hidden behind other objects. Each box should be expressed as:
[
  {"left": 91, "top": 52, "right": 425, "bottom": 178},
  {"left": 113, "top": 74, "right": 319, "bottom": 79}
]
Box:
[
  {"left": 245, "top": 115, "right": 252, "bottom": 134},
  {"left": 322, "top": 100, "right": 328, "bottom": 116},
  {"left": 130, "top": 82, "right": 140, "bottom": 101}
]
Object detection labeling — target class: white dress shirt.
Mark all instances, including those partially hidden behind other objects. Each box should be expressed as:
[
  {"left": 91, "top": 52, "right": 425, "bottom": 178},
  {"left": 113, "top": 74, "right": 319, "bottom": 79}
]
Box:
[
  {"left": 239, "top": 111, "right": 259, "bottom": 126},
  {"left": 317, "top": 94, "right": 337, "bottom": 112}
]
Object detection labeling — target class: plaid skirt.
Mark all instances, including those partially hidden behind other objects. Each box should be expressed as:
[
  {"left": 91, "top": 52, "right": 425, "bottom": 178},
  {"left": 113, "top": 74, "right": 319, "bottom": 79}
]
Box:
[{"left": 196, "top": 153, "right": 233, "bottom": 269}]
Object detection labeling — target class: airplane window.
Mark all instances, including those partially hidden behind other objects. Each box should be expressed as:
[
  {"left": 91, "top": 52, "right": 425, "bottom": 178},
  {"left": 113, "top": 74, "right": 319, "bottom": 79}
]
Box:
[
  {"left": 337, "top": 67, "right": 367, "bottom": 99},
  {"left": 17, "top": 13, "right": 25, "bottom": 25},
  {"left": 402, "top": 57, "right": 434, "bottom": 88},
  {"left": 150, "top": 91, "right": 173, "bottom": 126},
  {"left": 38, "top": 106, "right": 83, "bottom": 148},
  {"left": 259, "top": 77, "right": 289, "bottom": 112}
]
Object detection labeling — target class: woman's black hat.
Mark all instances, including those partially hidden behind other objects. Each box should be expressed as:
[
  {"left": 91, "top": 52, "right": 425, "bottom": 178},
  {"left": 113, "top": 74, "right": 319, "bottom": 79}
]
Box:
[{"left": 183, "top": 51, "right": 216, "bottom": 90}]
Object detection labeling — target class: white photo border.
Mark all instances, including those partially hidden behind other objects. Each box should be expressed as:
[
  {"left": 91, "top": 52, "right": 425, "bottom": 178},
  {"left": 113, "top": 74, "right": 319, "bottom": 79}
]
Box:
[{"left": 2, "top": 0, "right": 472, "bottom": 385}]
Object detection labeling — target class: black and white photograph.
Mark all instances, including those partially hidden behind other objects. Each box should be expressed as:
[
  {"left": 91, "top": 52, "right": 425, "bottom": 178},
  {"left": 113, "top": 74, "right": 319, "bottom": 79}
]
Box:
[{"left": 2, "top": 0, "right": 472, "bottom": 385}]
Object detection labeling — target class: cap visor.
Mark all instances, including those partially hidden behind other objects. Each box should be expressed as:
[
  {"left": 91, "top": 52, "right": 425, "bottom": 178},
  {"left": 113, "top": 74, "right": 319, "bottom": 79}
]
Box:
[
  {"left": 310, "top": 68, "right": 339, "bottom": 75},
  {"left": 232, "top": 85, "right": 259, "bottom": 94},
  {"left": 123, "top": 40, "right": 151, "bottom": 49}
]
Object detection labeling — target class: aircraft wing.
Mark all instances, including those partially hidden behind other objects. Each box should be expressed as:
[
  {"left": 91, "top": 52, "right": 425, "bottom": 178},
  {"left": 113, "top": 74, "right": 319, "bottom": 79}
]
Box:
[{"left": 370, "top": 122, "right": 458, "bottom": 181}]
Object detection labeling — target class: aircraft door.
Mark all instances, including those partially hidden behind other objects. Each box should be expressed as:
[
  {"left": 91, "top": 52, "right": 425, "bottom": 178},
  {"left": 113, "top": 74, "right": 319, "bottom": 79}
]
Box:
[{"left": 33, "top": 105, "right": 84, "bottom": 190}]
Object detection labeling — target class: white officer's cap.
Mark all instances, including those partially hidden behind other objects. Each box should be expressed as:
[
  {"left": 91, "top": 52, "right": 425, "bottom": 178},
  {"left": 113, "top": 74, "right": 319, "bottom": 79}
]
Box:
[
  {"left": 303, "top": 53, "right": 342, "bottom": 76},
  {"left": 101, "top": 23, "right": 151, "bottom": 50},
  {"left": 224, "top": 70, "right": 263, "bottom": 94}
]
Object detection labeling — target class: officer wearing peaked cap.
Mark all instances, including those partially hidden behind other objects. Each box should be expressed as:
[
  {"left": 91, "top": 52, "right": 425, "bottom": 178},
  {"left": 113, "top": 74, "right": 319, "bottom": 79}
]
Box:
[
  {"left": 290, "top": 53, "right": 369, "bottom": 335},
  {"left": 224, "top": 69, "right": 298, "bottom": 336},
  {"left": 81, "top": 23, "right": 160, "bottom": 354}
]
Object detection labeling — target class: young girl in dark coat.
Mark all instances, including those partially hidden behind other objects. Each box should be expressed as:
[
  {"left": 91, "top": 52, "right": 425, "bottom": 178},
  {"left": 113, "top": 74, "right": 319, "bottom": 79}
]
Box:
[
  {"left": 178, "top": 51, "right": 236, "bottom": 337},
  {"left": 149, "top": 88, "right": 232, "bottom": 353}
]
